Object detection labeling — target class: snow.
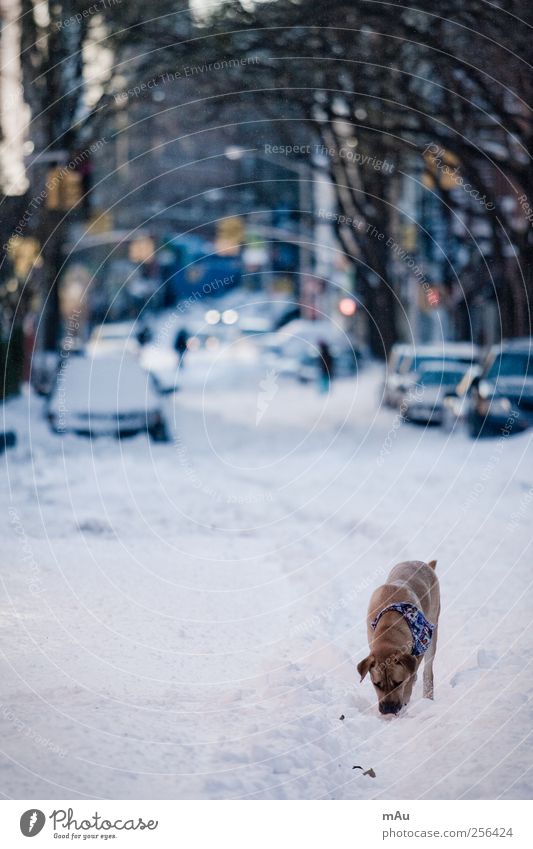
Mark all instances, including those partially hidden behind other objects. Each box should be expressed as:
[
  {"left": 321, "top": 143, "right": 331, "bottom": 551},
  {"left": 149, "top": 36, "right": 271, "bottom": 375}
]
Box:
[
  {"left": 48, "top": 356, "right": 161, "bottom": 417},
  {"left": 1, "top": 346, "right": 533, "bottom": 800}
]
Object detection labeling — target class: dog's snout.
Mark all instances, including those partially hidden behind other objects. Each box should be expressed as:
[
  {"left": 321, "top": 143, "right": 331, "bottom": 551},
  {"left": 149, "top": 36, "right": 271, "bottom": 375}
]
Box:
[{"left": 379, "top": 701, "right": 401, "bottom": 715}]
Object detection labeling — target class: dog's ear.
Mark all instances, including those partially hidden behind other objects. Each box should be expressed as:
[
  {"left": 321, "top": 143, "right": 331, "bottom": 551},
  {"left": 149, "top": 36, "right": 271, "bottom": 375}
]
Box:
[
  {"left": 357, "top": 655, "right": 375, "bottom": 681},
  {"left": 399, "top": 654, "right": 417, "bottom": 675}
]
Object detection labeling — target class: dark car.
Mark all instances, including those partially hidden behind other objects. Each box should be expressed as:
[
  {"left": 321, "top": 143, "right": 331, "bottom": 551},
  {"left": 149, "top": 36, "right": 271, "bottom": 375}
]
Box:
[{"left": 468, "top": 339, "right": 533, "bottom": 437}]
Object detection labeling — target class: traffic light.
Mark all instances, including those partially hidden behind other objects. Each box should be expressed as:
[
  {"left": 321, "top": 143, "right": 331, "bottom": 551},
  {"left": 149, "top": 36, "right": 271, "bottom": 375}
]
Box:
[
  {"left": 423, "top": 148, "right": 461, "bottom": 191},
  {"left": 7, "top": 236, "right": 42, "bottom": 278},
  {"left": 45, "top": 167, "right": 83, "bottom": 210},
  {"left": 61, "top": 170, "right": 83, "bottom": 209},
  {"left": 417, "top": 284, "right": 442, "bottom": 311},
  {"left": 215, "top": 216, "right": 245, "bottom": 255},
  {"left": 129, "top": 236, "right": 155, "bottom": 263},
  {"left": 45, "top": 167, "right": 62, "bottom": 210}
]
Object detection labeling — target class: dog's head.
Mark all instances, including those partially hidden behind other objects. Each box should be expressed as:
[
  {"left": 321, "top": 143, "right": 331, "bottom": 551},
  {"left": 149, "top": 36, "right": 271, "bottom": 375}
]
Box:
[{"left": 357, "top": 652, "right": 417, "bottom": 714}]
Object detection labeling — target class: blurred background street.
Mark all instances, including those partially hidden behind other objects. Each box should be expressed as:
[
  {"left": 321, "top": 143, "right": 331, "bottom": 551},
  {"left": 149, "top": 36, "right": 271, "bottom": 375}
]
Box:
[{"left": 1, "top": 0, "right": 533, "bottom": 800}]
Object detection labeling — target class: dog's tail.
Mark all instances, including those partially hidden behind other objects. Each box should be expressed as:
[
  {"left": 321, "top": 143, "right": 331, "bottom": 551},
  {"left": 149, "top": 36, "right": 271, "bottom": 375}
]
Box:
[{"left": 427, "top": 559, "right": 437, "bottom": 570}]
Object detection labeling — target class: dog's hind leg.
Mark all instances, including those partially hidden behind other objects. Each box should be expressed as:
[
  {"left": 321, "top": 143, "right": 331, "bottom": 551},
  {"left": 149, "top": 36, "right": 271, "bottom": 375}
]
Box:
[{"left": 423, "top": 626, "right": 437, "bottom": 699}]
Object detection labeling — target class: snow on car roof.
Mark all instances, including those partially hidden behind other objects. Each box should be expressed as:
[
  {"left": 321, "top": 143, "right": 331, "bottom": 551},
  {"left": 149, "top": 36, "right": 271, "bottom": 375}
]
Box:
[
  {"left": 49, "top": 355, "right": 160, "bottom": 415},
  {"left": 417, "top": 361, "right": 467, "bottom": 373},
  {"left": 406, "top": 342, "right": 479, "bottom": 356},
  {"left": 499, "top": 337, "right": 533, "bottom": 352},
  {"left": 276, "top": 318, "right": 347, "bottom": 343},
  {"left": 90, "top": 321, "right": 138, "bottom": 339}
]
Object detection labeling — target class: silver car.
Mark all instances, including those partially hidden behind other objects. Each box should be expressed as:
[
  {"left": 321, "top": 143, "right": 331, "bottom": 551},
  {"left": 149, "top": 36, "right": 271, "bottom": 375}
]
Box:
[
  {"left": 401, "top": 363, "right": 469, "bottom": 424},
  {"left": 384, "top": 342, "right": 479, "bottom": 409}
]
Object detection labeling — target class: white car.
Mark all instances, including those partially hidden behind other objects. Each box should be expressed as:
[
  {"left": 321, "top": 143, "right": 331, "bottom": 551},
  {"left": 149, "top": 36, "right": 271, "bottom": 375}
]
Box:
[
  {"left": 257, "top": 319, "right": 358, "bottom": 381},
  {"left": 47, "top": 355, "right": 170, "bottom": 441},
  {"left": 87, "top": 321, "right": 140, "bottom": 357}
]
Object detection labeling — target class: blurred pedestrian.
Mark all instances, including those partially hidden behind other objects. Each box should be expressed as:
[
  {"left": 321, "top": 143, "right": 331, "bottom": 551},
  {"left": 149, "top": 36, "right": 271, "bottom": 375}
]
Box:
[
  {"left": 174, "top": 327, "right": 189, "bottom": 367},
  {"left": 317, "top": 340, "right": 334, "bottom": 393},
  {"left": 137, "top": 325, "right": 152, "bottom": 346}
]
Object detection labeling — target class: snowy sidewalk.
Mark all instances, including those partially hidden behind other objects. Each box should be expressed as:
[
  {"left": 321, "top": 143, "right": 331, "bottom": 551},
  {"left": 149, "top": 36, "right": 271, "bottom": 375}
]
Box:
[{"left": 1, "top": 356, "right": 532, "bottom": 799}]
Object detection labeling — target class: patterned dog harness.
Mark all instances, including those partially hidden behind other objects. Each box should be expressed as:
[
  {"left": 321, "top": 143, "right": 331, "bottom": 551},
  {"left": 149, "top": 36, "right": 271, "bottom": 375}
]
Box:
[{"left": 371, "top": 602, "right": 435, "bottom": 657}]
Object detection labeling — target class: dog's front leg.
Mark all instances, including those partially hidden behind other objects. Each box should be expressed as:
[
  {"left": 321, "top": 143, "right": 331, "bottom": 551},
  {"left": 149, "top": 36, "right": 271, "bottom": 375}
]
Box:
[
  {"left": 423, "top": 626, "right": 437, "bottom": 699},
  {"left": 423, "top": 665, "right": 433, "bottom": 699}
]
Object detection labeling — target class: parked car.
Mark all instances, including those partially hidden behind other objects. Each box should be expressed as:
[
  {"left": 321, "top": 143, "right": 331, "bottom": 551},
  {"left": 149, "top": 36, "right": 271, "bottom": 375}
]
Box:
[
  {"left": 384, "top": 342, "right": 480, "bottom": 408},
  {"left": 467, "top": 338, "right": 533, "bottom": 437},
  {"left": 441, "top": 365, "right": 482, "bottom": 433},
  {"left": 401, "top": 363, "right": 469, "bottom": 424},
  {"left": 257, "top": 319, "right": 359, "bottom": 382},
  {"left": 31, "top": 344, "right": 85, "bottom": 396},
  {"left": 46, "top": 355, "right": 170, "bottom": 441},
  {"left": 383, "top": 343, "right": 413, "bottom": 406},
  {"left": 31, "top": 350, "right": 60, "bottom": 396},
  {"left": 138, "top": 344, "right": 180, "bottom": 394},
  {"left": 237, "top": 300, "right": 299, "bottom": 334},
  {"left": 87, "top": 321, "right": 140, "bottom": 357}
]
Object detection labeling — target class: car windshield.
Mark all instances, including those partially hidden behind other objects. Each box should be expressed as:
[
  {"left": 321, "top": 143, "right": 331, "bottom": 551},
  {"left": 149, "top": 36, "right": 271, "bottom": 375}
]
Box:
[
  {"left": 394, "top": 353, "right": 407, "bottom": 371},
  {"left": 404, "top": 353, "right": 476, "bottom": 374},
  {"left": 404, "top": 355, "right": 443, "bottom": 373},
  {"left": 418, "top": 370, "right": 464, "bottom": 386},
  {"left": 487, "top": 352, "right": 533, "bottom": 379}
]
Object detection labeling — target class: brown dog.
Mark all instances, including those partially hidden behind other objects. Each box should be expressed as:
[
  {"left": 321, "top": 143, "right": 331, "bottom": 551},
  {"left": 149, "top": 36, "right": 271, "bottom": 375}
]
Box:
[{"left": 357, "top": 560, "right": 440, "bottom": 715}]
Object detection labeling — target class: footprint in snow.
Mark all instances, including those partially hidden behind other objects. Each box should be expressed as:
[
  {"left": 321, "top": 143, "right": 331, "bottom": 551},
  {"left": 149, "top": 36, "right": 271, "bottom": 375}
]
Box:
[
  {"left": 450, "top": 648, "right": 500, "bottom": 687},
  {"left": 77, "top": 518, "right": 116, "bottom": 537}
]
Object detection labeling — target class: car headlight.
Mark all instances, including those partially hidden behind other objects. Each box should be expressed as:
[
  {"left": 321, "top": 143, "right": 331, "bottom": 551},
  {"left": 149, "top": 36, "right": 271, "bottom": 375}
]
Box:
[
  {"left": 444, "top": 396, "right": 461, "bottom": 415},
  {"left": 477, "top": 396, "right": 511, "bottom": 415},
  {"left": 489, "top": 396, "right": 512, "bottom": 414},
  {"left": 222, "top": 309, "right": 238, "bottom": 325},
  {"left": 478, "top": 380, "right": 494, "bottom": 399}
]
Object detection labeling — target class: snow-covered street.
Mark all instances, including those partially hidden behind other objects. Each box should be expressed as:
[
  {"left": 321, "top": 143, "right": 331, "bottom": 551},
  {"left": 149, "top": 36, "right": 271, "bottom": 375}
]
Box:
[{"left": 2, "top": 349, "right": 533, "bottom": 800}]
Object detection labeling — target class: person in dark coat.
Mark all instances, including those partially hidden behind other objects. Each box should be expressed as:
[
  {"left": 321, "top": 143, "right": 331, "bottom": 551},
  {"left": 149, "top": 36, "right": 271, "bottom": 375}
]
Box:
[
  {"left": 137, "top": 325, "right": 152, "bottom": 347},
  {"left": 317, "top": 340, "right": 334, "bottom": 393},
  {"left": 174, "top": 327, "right": 189, "bottom": 366}
]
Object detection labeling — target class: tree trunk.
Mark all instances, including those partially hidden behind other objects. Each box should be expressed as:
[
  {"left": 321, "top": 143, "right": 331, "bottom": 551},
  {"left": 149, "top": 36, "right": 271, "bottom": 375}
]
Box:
[{"left": 39, "top": 211, "right": 65, "bottom": 351}]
